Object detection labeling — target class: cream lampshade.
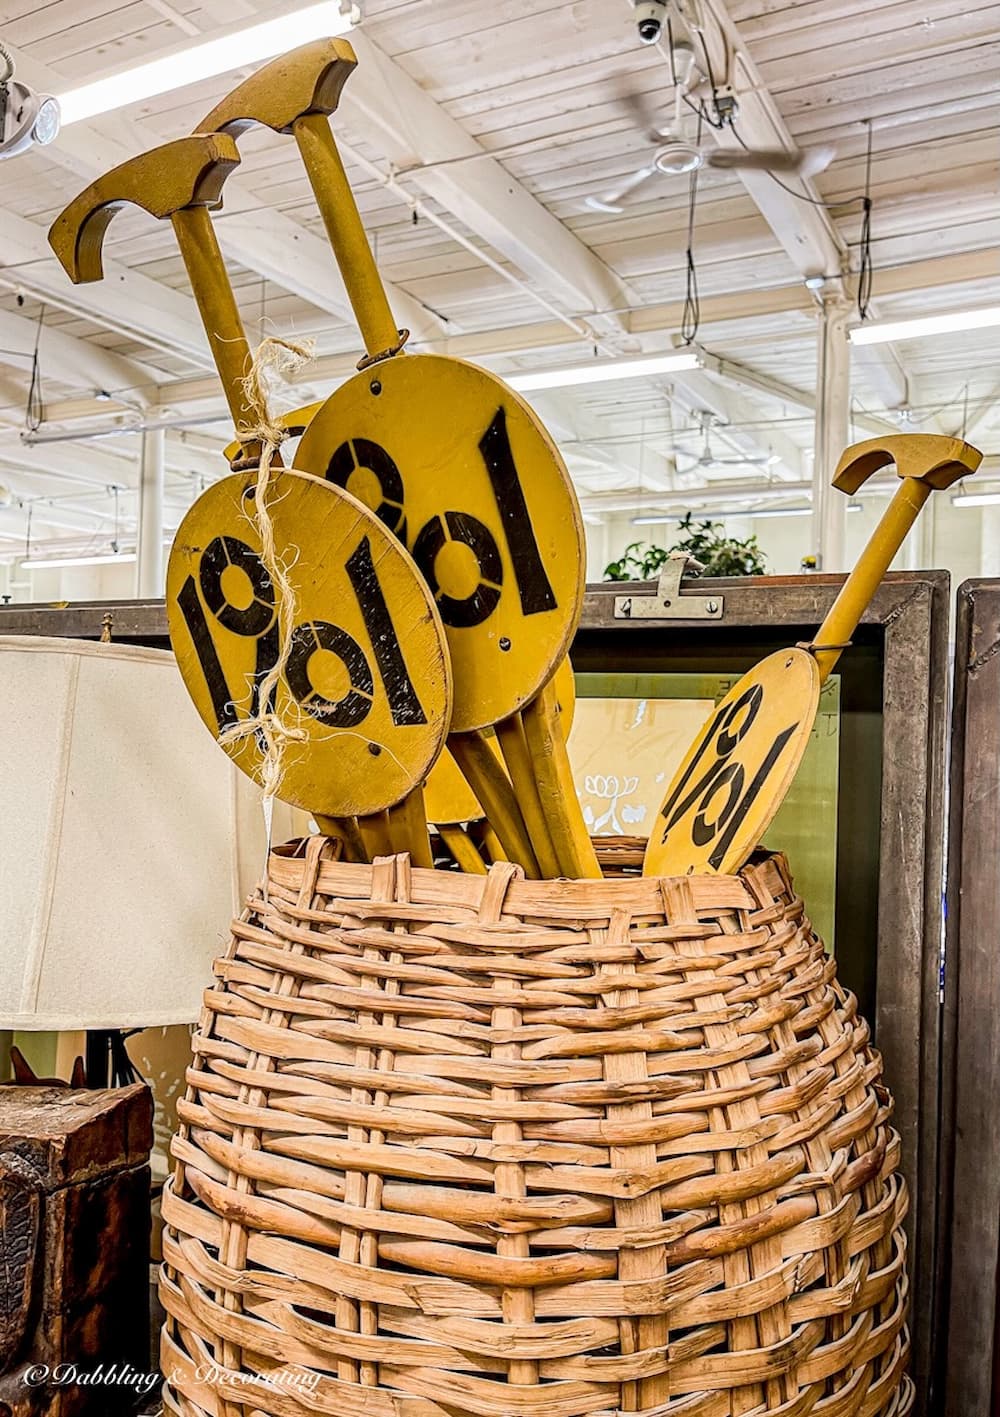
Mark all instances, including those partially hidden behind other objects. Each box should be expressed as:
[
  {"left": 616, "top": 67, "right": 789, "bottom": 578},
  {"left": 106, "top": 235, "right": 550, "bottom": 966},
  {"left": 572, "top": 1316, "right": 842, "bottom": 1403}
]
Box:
[{"left": 0, "top": 635, "right": 304, "bottom": 1030}]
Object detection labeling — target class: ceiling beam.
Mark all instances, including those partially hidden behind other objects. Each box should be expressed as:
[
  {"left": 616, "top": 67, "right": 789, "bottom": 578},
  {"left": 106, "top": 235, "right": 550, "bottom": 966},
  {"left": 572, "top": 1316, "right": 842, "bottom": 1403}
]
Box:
[
  {"left": 27, "top": 242, "right": 997, "bottom": 430},
  {"left": 0, "top": 308, "right": 158, "bottom": 405},
  {"left": 342, "top": 31, "right": 637, "bottom": 327},
  {"left": 702, "top": 353, "right": 897, "bottom": 438},
  {"left": 13, "top": 44, "right": 448, "bottom": 355},
  {"left": 692, "top": 0, "right": 925, "bottom": 415},
  {"left": 693, "top": 0, "right": 845, "bottom": 281},
  {"left": 2, "top": 209, "right": 212, "bottom": 369}
]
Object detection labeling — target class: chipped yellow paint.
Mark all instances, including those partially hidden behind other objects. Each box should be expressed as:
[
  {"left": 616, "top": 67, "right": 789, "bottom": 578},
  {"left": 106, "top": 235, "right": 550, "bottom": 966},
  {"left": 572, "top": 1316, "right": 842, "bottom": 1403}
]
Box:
[
  {"left": 643, "top": 649, "right": 820, "bottom": 878},
  {"left": 645, "top": 432, "right": 983, "bottom": 877},
  {"left": 167, "top": 470, "right": 451, "bottom": 818},
  {"left": 294, "top": 354, "right": 585, "bottom": 733}
]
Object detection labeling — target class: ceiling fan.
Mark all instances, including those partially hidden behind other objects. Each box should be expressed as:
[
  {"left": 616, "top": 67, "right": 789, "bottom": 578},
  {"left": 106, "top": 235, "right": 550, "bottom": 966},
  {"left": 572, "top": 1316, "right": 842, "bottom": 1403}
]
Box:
[
  {"left": 670, "top": 414, "right": 778, "bottom": 475},
  {"left": 587, "top": 64, "right": 834, "bottom": 213}
]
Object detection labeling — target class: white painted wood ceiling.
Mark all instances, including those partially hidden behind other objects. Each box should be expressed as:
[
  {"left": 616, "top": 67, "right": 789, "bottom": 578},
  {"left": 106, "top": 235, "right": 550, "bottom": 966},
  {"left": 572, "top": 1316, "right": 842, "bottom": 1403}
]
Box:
[{"left": 0, "top": 0, "right": 996, "bottom": 552}]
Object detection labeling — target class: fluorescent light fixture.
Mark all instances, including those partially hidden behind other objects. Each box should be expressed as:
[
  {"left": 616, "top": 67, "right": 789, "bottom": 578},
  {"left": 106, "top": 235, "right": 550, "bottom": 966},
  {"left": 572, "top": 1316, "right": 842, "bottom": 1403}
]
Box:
[
  {"left": 745, "top": 506, "right": 812, "bottom": 520},
  {"left": 57, "top": 2, "right": 356, "bottom": 125},
  {"left": 508, "top": 351, "right": 702, "bottom": 393},
  {"left": 850, "top": 306, "right": 1000, "bottom": 346},
  {"left": 22, "top": 552, "right": 137, "bottom": 570},
  {"left": 952, "top": 491, "right": 1000, "bottom": 509},
  {"left": 632, "top": 505, "right": 811, "bottom": 524}
]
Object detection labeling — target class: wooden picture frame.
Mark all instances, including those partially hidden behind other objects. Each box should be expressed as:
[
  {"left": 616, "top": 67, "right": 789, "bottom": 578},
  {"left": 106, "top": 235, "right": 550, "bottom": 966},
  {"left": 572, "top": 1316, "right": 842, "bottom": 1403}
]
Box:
[{"left": 940, "top": 578, "right": 1000, "bottom": 1417}]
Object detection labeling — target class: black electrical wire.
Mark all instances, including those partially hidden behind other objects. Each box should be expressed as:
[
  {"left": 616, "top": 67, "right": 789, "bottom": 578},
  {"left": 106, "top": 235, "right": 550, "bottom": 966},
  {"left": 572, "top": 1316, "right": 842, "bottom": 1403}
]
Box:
[
  {"left": 856, "top": 121, "right": 875, "bottom": 320},
  {"left": 728, "top": 120, "right": 872, "bottom": 212},
  {"left": 680, "top": 167, "right": 701, "bottom": 345},
  {"left": 24, "top": 305, "right": 44, "bottom": 433}
]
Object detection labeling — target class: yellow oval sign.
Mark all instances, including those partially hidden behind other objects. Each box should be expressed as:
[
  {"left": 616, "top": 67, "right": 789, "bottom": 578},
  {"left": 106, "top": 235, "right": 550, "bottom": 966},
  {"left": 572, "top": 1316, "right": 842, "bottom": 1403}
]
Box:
[
  {"left": 293, "top": 354, "right": 585, "bottom": 732},
  {"left": 643, "top": 648, "right": 820, "bottom": 877},
  {"left": 166, "top": 470, "right": 452, "bottom": 818}
]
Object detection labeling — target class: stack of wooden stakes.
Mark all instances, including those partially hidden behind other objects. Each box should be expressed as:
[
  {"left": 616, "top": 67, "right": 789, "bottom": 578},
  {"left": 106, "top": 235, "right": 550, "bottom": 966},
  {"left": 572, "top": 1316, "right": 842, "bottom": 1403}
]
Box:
[
  {"left": 48, "top": 37, "right": 981, "bottom": 889},
  {"left": 48, "top": 36, "right": 983, "bottom": 1417}
]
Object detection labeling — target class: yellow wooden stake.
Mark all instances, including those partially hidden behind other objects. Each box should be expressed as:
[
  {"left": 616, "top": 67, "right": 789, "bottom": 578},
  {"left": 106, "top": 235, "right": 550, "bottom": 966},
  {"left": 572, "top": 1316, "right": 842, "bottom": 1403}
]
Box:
[
  {"left": 448, "top": 733, "right": 541, "bottom": 877},
  {"left": 481, "top": 824, "right": 508, "bottom": 864},
  {"left": 643, "top": 433, "right": 983, "bottom": 878},
  {"left": 315, "top": 815, "right": 370, "bottom": 863},
  {"left": 495, "top": 714, "right": 562, "bottom": 878},
  {"left": 386, "top": 787, "right": 434, "bottom": 867},
  {"left": 522, "top": 680, "right": 602, "bottom": 879},
  {"left": 438, "top": 825, "right": 488, "bottom": 875},
  {"left": 198, "top": 39, "right": 401, "bottom": 362},
  {"left": 356, "top": 811, "right": 393, "bottom": 860}
]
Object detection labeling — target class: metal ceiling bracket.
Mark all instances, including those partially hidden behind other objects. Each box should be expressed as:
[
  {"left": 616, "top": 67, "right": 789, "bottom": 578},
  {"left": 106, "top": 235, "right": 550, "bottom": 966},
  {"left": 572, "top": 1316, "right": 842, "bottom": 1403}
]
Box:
[{"left": 613, "top": 552, "right": 724, "bottom": 621}]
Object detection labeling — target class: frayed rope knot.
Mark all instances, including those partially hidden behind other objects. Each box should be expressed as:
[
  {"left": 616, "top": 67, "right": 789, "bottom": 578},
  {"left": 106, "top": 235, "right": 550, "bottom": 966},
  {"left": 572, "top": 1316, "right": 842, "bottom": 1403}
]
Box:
[{"left": 217, "top": 337, "right": 315, "bottom": 806}]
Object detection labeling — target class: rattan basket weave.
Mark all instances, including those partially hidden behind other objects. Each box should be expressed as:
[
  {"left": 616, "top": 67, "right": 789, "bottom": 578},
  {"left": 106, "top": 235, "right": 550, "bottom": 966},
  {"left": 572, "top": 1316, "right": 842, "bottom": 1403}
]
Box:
[{"left": 160, "top": 836, "right": 912, "bottom": 1416}]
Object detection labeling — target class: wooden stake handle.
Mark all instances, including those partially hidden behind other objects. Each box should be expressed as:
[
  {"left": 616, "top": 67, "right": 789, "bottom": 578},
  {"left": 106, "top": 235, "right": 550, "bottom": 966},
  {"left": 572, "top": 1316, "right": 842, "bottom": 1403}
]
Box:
[
  {"left": 198, "top": 38, "right": 401, "bottom": 360},
  {"left": 813, "top": 434, "right": 982, "bottom": 682},
  {"left": 522, "top": 681, "right": 601, "bottom": 879},
  {"left": 48, "top": 133, "right": 267, "bottom": 463},
  {"left": 448, "top": 733, "right": 541, "bottom": 878}
]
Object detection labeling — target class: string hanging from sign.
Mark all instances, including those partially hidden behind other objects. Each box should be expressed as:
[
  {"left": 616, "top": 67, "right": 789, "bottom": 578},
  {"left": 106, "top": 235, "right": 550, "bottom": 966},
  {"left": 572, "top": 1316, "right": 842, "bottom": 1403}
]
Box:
[{"left": 217, "top": 336, "right": 314, "bottom": 820}]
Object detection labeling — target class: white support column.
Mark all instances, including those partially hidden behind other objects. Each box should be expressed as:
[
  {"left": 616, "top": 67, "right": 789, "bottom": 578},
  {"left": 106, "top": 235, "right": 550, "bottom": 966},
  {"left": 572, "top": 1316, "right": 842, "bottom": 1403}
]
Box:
[
  {"left": 136, "top": 429, "right": 165, "bottom": 598},
  {"left": 812, "top": 295, "right": 852, "bottom": 572},
  {"left": 981, "top": 506, "right": 1000, "bottom": 577}
]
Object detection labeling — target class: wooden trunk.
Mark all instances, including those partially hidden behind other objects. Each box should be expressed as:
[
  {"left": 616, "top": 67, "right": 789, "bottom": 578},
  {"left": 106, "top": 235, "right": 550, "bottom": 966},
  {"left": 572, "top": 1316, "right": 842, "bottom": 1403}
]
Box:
[{"left": 0, "top": 1083, "right": 153, "bottom": 1417}]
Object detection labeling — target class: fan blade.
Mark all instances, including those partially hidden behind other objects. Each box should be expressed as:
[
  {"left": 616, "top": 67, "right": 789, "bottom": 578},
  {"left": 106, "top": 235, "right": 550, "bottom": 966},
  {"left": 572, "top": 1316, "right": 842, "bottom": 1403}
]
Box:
[
  {"left": 708, "top": 144, "right": 835, "bottom": 178},
  {"left": 619, "top": 86, "right": 668, "bottom": 146},
  {"left": 585, "top": 164, "right": 659, "bottom": 213},
  {"left": 704, "top": 454, "right": 771, "bottom": 466}
]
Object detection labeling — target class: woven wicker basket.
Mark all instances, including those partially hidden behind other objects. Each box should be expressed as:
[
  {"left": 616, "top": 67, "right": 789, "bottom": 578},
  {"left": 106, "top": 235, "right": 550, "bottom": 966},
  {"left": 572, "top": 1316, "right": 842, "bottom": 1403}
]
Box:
[{"left": 160, "top": 836, "right": 912, "bottom": 1416}]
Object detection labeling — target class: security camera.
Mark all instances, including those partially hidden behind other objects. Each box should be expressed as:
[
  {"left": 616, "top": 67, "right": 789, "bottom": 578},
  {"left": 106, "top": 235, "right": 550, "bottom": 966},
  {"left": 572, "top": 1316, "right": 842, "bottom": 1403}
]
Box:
[
  {"left": 0, "top": 43, "right": 59, "bottom": 160},
  {"left": 633, "top": 0, "right": 668, "bottom": 44}
]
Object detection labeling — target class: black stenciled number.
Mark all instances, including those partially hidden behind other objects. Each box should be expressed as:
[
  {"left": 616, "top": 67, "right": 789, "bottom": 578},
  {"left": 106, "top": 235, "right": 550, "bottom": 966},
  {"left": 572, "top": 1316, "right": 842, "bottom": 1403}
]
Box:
[
  {"left": 284, "top": 620, "right": 373, "bottom": 728},
  {"left": 326, "top": 438, "right": 407, "bottom": 540},
  {"left": 412, "top": 510, "right": 502, "bottom": 629},
  {"left": 178, "top": 532, "right": 426, "bottom": 738},
  {"left": 326, "top": 404, "right": 558, "bottom": 631},
  {"left": 658, "top": 683, "right": 799, "bottom": 868},
  {"left": 478, "top": 406, "right": 556, "bottom": 616},
  {"left": 345, "top": 536, "right": 427, "bottom": 724},
  {"left": 178, "top": 535, "right": 278, "bottom": 731}
]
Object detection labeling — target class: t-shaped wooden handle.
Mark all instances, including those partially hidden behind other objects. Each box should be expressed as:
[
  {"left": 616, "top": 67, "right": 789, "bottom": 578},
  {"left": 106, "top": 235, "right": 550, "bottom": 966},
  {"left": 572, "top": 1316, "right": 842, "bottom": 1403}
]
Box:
[
  {"left": 811, "top": 433, "right": 982, "bottom": 681},
  {"left": 200, "top": 36, "right": 356, "bottom": 134},
  {"left": 197, "top": 39, "right": 401, "bottom": 362},
  {"left": 833, "top": 433, "right": 981, "bottom": 495},
  {"left": 49, "top": 134, "right": 263, "bottom": 458}
]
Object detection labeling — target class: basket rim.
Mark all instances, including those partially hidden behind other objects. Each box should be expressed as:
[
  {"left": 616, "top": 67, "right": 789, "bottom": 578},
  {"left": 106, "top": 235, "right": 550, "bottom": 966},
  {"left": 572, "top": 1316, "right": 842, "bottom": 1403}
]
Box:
[{"left": 268, "top": 841, "right": 790, "bottom": 917}]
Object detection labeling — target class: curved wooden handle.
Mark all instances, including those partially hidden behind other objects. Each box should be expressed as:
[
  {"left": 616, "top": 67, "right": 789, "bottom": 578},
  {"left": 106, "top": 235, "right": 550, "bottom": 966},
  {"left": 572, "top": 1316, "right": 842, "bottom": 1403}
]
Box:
[
  {"left": 833, "top": 433, "right": 982, "bottom": 495},
  {"left": 48, "top": 133, "right": 241, "bottom": 283},
  {"left": 812, "top": 433, "right": 983, "bottom": 682},
  {"left": 199, "top": 37, "right": 356, "bottom": 135}
]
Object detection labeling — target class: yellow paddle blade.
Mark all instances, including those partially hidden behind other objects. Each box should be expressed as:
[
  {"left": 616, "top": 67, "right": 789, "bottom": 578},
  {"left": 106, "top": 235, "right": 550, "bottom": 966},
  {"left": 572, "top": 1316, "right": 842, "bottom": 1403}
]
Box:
[
  {"left": 293, "top": 353, "right": 585, "bottom": 733},
  {"left": 423, "top": 741, "right": 495, "bottom": 826},
  {"left": 167, "top": 470, "right": 452, "bottom": 819},
  {"left": 643, "top": 648, "right": 820, "bottom": 877}
]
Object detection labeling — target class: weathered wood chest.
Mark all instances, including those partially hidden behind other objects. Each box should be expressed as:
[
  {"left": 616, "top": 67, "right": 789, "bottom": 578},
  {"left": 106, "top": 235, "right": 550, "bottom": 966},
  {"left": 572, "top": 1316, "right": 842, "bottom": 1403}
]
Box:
[{"left": 0, "top": 1084, "right": 153, "bottom": 1416}]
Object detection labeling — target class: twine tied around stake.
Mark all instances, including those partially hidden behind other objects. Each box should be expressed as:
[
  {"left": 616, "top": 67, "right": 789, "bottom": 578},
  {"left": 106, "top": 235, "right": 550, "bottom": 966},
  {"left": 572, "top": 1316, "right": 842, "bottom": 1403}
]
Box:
[{"left": 217, "top": 337, "right": 314, "bottom": 838}]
